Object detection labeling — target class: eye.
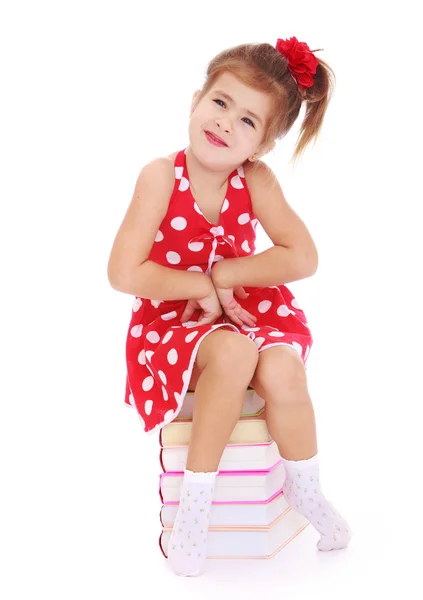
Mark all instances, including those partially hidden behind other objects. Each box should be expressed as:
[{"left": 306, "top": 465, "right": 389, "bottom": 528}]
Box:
[
  {"left": 242, "top": 117, "right": 255, "bottom": 128},
  {"left": 213, "top": 99, "right": 255, "bottom": 128}
]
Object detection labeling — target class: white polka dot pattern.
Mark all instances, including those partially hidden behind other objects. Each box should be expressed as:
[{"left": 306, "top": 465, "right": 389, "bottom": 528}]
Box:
[
  {"left": 178, "top": 177, "right": 189, "bottom": 192},
  {"left": 188, "top": 241, "right": 204, "bottom": 252},
  {"left": 124, "top": 148, "right": 313, "bottom": 434},
  {"left": 130, "top": 324, "right": 143, "bottom": 338},
  {"left": 238, "top": 213, "right": 250, "bottom": 225},
  {"left": 231, "top": 174, "right": 243, "bottom": 189},
  {"left": 162, "top": 331, "right": 173, "bottom": 344},
  {"left": 258, "top": 300, "right": 272, "bottom": 313},
  {"left": 166, "top": 251, "right": 181, "bottom": 264},
  {"left": 185, "top": 330, "right": 199, "bottom": 343},
  {"left": 171, "top": 217, "right": 187, "bottom": 230},
  {"left": 146, "top": 331, "right": 160, "bottom": 343},
  {"left": 133, "top": 298, "right": 142, "bottom": 312},
  {"left": 142, "top": 376, "right": 154, "bottom": 391},
  {"left": 167, "top": 348, "right": 178, "bottom": 365},
  {"left": 161, "top": 311, "right": 178, "bottom": 321}
]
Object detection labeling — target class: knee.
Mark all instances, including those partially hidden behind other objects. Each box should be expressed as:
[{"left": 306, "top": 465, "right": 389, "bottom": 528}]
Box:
[
  {"left": 209, "top": 333, "right": 259, "bottom": 376},
  {"left": 253, "top": 348, "right": 308, "bottom": 404}
]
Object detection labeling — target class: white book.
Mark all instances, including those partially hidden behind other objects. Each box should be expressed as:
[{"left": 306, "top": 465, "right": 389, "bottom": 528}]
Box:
[
  {"left": 159, "top": 460, "right": 285, "bottom": 504},
  {"left": 160, "top": 413, "right": 271, "bottom": 447},
  {"left": 161, "top": 491, "right": 289, "bottom": 528},
  {"left": 160, "top": 507, "right": 309, "bottom": 559},
  {"left": 176, "top": 387, "right": 265, "bottom": 420},
  {"left": 160, "top": 441, "right": 281, "bottom": 473}
]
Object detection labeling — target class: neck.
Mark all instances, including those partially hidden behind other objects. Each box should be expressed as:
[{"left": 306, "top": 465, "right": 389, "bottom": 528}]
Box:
[{"left": 185, "top": 145, "right": 237, "bottom": 193}]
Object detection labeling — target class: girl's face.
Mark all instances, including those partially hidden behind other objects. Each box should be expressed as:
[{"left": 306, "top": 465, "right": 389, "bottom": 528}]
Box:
[{"left": 188, "top": 71, "right": 273, "bottom": 171}]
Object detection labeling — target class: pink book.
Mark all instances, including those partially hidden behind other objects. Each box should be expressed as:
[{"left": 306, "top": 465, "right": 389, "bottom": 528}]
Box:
[
  {"left": 159, "top": 460, "right": 285, "bottom": 504},
  {"left": 159, "top": 506, "right": 309, "bottom": 560},
  {"left": 160, "top": 440, "right": 281, "bottom": 473}
]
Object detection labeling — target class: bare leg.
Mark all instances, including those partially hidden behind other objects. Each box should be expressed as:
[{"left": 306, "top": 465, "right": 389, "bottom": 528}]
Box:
[
  {"left": 167, "top": 330, "right": 259, "bottom": 576},
  {"left": 250, "top": 345, "right": 316, "bottom": 460},
  {"left": 251, "top": 345, "right": 351, "bottom": 551},
  {"left": 186, "top": 369, "right": 257, "bottom": 470},
  {"left": 265, "top": 382, "right": 317, "bottom": 460}
]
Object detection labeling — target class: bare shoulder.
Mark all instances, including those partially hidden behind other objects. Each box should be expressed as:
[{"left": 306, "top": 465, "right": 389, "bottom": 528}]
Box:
[
  {"left": 134, "top": 150, "right": 179, "bottom": 198},
  {"left": 107, "top": 153, "right": 178, "bottom": 288},
  {"left": 242, "top": 159, "right": 318, "bottom": 267},
  {"left": 243, "top": 159, "right": 278, "bottom": 198},
  {"left": 166, "top": 150, "right": 179, "bottom": 162},
  {"left": 137, "top": 153, "right": 175, "bottom": 190}
]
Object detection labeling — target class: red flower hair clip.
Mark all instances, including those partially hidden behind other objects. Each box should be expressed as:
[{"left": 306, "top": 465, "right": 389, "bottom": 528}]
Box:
[{"left": 275, "top": 37, "right": 321, "bottom": 89}]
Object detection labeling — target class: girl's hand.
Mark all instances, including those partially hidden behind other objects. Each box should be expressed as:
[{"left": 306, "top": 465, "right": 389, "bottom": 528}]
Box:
[
  {"left": 180, "top": 287, "right": 223, "bottom": 327},
  {"left": 215, "top": 285, "right": 257, "bottom": 328}
]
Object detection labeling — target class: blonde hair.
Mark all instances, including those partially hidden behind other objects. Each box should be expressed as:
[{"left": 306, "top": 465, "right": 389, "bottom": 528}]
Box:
[{"left": 197, "top": 42, "right": 336, "bottom": 165}]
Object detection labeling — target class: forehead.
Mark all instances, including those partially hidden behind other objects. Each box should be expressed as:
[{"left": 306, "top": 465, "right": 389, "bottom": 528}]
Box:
[{"left": 209, "top": 72, "right": 271, "bottom": 120}]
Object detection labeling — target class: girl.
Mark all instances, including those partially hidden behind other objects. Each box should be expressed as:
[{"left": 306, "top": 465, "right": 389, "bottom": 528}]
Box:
[{"left": 107, "top": 37, "right": 351, "bottom": 577}]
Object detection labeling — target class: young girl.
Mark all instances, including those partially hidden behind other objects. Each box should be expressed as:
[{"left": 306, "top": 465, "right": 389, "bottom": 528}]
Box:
[{"left": 107, "top": 37, "right": 351, "bottom": 577}]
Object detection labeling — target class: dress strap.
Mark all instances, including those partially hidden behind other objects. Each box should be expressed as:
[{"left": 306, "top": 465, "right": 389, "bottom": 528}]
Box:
[{"left": 168, "top": 149, "right": 188, "bottom": 209}]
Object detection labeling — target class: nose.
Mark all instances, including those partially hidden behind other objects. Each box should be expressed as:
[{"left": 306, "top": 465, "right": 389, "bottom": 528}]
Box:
[{"left": 215, "top": 117, "right": 231, "bottom": 134}]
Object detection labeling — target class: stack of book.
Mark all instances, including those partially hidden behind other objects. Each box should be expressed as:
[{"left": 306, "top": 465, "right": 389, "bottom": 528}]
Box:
[{"left": 158, "top": 388, "right": 309, "bottom": 560}]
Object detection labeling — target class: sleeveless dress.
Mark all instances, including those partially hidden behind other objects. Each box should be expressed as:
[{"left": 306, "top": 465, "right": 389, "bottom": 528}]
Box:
[{"left": 124, "top": 148, "right": 313, "bottom": 435}]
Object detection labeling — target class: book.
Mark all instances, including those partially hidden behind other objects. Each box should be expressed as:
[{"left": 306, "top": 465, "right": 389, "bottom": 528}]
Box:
[
  {"left": 159, "top": 412, "right": 271, "bottom": 447},
  {"left": 159, "top": 507, "right": 309, "bottom": 559},
  {"left": 160, "top": 440, "right": 281, "bottom": 473},
  {"left": 159, "top": 460, "right": 285, "bottom": 504},
  {"left": 161, "top": 490, "right": 290, "bottom": 528},
  {"left": 175, "top": 387, "right": 265, "bottom": 420}
]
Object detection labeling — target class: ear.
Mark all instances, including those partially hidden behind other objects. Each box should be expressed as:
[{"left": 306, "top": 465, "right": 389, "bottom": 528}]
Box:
[
  {"left": 249, "top": 140, "right": 276, "bottom": 162},
  {"left": 190, "top": 90, "right": 201, "bottom": 116}
]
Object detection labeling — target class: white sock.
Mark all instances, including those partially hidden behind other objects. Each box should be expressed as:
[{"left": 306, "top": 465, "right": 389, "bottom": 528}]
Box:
[
  {"left": 281, "top": 453, "right": 351, "bottom": 551},
  {"left": 167, "top": 469, "right": 218, "bottom": 576}
]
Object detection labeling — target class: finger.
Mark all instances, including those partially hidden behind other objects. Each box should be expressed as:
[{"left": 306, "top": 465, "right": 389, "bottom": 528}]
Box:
[
  {"left": 241, "top": 309, "right": 257, "bottom": 325},
  {"left": 195, "top": 317, "right": 216, "bottom": 327},
  {"left": 228, "top": 303, "right": 256, "bottom": 324},
  {"left": 228, "top": 310, "right": 256, "bottom": 328},
  {"left": 196, "top": 310, "right": 222, "bottom": 327},
  {"left": 181, "top": 304, "right": 195, "bottom": 323},
  {"left": 234, "top": 286, "right": 249, "bottom": 299},
  {"left": 244, "top": 316, "right": 257, "bottom": 327},
  {"left": 224, "top": 311, "right": 244, "bottom": 327},
  {"left": 245, "top": 310, "right": 257, "bottom": 322}
]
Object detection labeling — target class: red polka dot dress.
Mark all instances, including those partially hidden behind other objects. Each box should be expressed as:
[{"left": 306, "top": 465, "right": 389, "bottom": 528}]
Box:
[{"left": 124, "top": 148, "right": 313, "bottom": 434}]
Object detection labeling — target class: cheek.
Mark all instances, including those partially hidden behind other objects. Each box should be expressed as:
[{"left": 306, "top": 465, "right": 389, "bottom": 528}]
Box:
[
  {"left": 236, "top": 123, "right": 258, "bottom": 142},
  {"left": 188, "top": 116, "right": 201, "bottom": 136},
  {"left": 190, "top": 110, "right": 208, "bottom": 130}
]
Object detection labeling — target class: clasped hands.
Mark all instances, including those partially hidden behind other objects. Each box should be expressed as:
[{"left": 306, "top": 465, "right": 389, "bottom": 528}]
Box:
[{"left": 180, "top": 261, "right": 257, "bottom": 328}]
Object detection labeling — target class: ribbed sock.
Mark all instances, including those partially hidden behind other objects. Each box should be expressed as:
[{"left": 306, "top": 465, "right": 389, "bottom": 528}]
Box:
[
  {"left": 167, "top": 469, "right": 218, "bottom": 576},
  {"left": 281, "top": 453, "right": 351, "bottom": 551}
]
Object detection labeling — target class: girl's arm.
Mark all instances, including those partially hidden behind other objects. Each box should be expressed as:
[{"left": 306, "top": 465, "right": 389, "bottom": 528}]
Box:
[
  {"left": 116, "top": 260, "right": 213, "bottom": 301},
  {"left": 107, "top": 158, "right": 213, "bottom": 301},
  {"left": 212, "top": 160, "right": 318, "bottom": 289}
]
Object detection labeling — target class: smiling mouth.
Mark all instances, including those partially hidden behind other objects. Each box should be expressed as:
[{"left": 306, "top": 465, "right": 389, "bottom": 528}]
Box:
[{"left": 204, "top": 131, "right": 228, "bottom": 147}]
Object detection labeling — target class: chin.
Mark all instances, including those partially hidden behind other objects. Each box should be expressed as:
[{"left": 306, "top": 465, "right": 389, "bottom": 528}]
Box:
[
  {"left": 188, "top": 139, "right": 223, "bottom": 170},
  {"left": 190, "top": 135, "right": 245, "bottom": 172}
]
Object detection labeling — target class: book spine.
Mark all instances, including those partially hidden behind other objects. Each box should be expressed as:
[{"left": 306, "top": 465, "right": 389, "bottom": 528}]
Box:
[
  {"left": 162, "top": 487, "right": 283, "bottom": 506},
  {"left": 162, "top": 459, "right": 282, "bottom": 477},
  {"left": 159, "top": 448, "right": 165, "bottom": 472}
]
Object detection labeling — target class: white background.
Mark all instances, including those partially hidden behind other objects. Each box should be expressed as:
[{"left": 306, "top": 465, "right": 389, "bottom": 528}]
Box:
[{"left": 1, "top": 1, "right": 422, "bottom": 598}]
